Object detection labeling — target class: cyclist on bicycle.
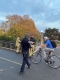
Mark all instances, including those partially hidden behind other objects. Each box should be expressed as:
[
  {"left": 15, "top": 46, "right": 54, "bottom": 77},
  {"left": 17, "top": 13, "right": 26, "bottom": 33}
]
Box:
[{"left": 40, "top": 36, "right": 54, "bottom": 61}]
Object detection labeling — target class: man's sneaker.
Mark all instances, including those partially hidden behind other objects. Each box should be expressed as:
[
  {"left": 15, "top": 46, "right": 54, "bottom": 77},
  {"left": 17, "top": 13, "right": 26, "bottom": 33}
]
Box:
[
  {"left": 28, "top": 66, "right": 31, "bottom": 69},
  {"left": 45, "top": 60, "right": 48, "bottom": 63},
  {"left": 19, "top": 71, "right": 24, "bottom": 75},
  {"left": 50, "top": 61, "right": 55, "bottom": 65}
]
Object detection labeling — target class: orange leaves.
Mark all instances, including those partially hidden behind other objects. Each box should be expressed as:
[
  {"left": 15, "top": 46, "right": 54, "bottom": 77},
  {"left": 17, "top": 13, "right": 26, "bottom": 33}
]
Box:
[
  {"left": 0, "top": 14, "right": 40, "bottom": 40},
  {"left": 0, "top": 30, "right": 3, "bottom": 36}
]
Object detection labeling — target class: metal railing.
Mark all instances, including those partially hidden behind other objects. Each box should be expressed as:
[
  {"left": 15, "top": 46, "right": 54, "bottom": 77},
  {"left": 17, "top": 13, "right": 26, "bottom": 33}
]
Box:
[
  {"left": 0, "top": 41, "right": 16, "bottom": 50},
  {"left": 0, "top": 40, "right": 41, "bottom": 51}
]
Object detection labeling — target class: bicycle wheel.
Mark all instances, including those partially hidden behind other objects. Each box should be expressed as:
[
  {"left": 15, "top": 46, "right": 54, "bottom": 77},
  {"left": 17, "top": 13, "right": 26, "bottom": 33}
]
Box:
[
  {"left": 31, "top": 52, "right": 42, "bottom": 64},
  {"left": 48, "top": 55, "right": 60, "bottom": 69}
]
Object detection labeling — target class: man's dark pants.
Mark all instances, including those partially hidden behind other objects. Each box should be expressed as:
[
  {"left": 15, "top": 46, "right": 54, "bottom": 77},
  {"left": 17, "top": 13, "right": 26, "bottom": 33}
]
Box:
[{"left": 20, "top": 51, "right": 30, "bottom": 72}]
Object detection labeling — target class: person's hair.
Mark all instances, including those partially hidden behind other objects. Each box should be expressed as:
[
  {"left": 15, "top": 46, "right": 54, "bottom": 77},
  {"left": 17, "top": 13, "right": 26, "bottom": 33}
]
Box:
[{"left": 25, "top": 33, "right": 30, "bottom": 38}]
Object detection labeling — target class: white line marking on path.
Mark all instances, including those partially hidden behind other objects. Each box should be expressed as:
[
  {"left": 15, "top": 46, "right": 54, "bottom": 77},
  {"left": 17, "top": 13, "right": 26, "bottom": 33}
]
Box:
[{"left": 0, "top": 57, "right": 22, "bottom": 66}]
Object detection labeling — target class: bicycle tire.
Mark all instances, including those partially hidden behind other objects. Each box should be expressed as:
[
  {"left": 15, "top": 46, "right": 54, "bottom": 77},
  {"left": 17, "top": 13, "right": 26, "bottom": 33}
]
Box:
[
  {"left": 48, "top": 55, "right": 60, "bottom": 69},
  {"left": 31, "top": 52, "right": 42, "bottom": 64}
]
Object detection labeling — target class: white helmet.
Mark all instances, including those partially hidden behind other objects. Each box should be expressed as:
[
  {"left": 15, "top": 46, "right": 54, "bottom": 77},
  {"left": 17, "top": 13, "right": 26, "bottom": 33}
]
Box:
[{"left": 44, "top": 36, "right": 48, "bottom": 39}]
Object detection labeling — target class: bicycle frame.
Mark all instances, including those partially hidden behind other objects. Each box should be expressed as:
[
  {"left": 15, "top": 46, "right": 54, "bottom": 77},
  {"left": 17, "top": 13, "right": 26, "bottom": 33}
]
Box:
[
  {"left": 38, "top": 48, "right": 52, "bottom": 62},
  {"left": 31, "top": 48, "right": 60, "bottom": 69}
]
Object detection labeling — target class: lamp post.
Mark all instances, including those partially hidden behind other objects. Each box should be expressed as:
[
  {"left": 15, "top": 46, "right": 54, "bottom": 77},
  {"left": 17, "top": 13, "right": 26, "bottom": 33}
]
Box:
[
  {"left": 40, "top": 30, "right": 44, "bottom": 45},
  {"left": 51, "top": 35, "right": 53, "bottom": 40}
]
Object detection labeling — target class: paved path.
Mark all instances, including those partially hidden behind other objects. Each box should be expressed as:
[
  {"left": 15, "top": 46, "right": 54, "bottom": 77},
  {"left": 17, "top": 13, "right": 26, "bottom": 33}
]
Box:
[{"left": 0, "top": 47, "right": 60, "bottom": 80}]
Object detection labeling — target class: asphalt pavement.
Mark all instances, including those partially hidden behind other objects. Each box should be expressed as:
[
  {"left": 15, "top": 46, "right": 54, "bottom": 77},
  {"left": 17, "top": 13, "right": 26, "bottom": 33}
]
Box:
[{"left": 0, "top": 47, "right": 60, "bottom": 80}]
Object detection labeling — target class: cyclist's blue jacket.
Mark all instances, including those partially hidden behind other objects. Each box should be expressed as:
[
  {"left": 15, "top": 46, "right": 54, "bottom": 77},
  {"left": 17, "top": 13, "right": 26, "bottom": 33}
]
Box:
[{"left": 44, "top": 40, "right": 53, "bottom": 49}]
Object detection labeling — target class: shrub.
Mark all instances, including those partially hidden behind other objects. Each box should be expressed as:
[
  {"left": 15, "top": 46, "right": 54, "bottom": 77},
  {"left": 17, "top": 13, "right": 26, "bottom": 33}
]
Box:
[{"left": 0, "top": 35, "right": 16, "bottom": 41}]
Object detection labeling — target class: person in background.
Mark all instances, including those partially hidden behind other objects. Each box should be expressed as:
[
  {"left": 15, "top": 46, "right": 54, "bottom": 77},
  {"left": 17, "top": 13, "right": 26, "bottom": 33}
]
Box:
[
  {"left": 29, "top": 36, "right": 35, "bottom": 58},
  {"left": 15, "top": 36, "right": 21, "bottom": 54},
  {"left": 19, "top": 34, "right": 31, "bottom": 74}
]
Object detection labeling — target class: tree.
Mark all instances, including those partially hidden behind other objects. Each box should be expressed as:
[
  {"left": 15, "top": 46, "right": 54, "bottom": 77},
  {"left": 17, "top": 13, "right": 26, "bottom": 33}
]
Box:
[
  {"left": 4, "top": 14, "right": 40, "bottom": 40},
  {"left": 44, "top": 28, "right": 59, "bottom": 40},
  {"left": 0, "top": 30, "right": 3, "bottom": 36}
]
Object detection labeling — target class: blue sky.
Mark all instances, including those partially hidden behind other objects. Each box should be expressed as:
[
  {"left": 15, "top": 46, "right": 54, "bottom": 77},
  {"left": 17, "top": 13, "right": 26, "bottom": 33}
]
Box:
[{"left": 0, "top": 0, "right": 60, "bottom": 32}]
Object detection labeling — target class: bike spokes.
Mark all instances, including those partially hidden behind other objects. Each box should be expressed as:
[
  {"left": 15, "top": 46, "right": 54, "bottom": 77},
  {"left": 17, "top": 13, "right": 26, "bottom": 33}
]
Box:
[
  {"left": 31, "top": 53, "right": 42, "bottom": 64},
  {"left": 49, "top": 55, "right": 60, "bottom": 69}
]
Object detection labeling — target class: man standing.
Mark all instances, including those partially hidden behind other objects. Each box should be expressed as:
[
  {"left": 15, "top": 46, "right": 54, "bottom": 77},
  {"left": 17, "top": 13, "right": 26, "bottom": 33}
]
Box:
[
  {"left": 15, "top": 36, "right": 21, "bottom": 53},
  {"left": 19, "top": 34, "right": 31, "bottom": 74},
  {"left": 29, "top": 36, "right": 35, "bottom": 57}
]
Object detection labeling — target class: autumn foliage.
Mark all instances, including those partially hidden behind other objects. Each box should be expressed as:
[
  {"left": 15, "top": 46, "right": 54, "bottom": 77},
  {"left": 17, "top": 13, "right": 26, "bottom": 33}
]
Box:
[
  {"left": 0, "top": 15, "right": 40, "bottom": 41},
  {"left": 0, "top": 30, "right": 3, "bottom": 36}
]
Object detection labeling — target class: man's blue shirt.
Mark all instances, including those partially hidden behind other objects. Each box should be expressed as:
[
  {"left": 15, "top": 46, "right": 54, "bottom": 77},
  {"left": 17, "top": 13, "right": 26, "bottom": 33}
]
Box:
[{"left": 45, "top": 40, "right": 53, "bottom": 49}]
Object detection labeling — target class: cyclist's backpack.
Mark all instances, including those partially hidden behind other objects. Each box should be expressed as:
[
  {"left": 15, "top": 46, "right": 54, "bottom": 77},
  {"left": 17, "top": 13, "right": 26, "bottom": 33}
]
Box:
[{"left": 50, "top": 40, "right": 57, "bottom": 48}]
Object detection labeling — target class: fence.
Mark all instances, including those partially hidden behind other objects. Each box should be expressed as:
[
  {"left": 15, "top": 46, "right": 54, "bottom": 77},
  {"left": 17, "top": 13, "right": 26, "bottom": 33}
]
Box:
[
  {"left": 0, "top": 40, "right": 41, "bottom": 51},
  {"left": 0, "top": 41, "right": 16, "bottom": 51}
]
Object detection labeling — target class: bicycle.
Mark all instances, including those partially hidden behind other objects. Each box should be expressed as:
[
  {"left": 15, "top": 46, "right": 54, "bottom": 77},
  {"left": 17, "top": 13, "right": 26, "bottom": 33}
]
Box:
[{"left": 31, "top": 48, "right": 60, "bottom": 69}]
